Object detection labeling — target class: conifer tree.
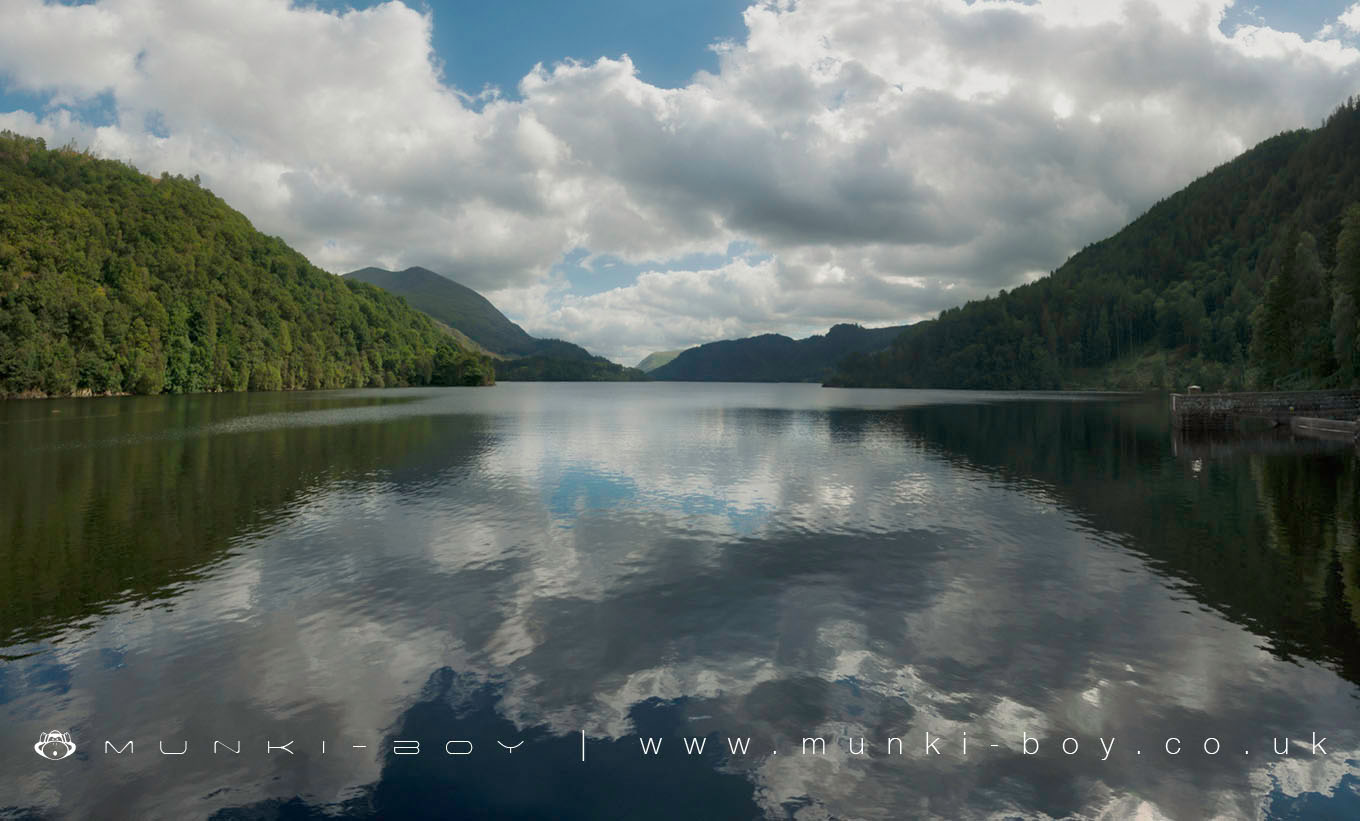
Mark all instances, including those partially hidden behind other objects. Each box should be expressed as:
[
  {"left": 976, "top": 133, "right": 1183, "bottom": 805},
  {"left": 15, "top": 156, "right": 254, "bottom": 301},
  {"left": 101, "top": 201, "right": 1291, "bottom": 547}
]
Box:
[
  {"left": 1333, "top": 205, "right": 1360, "bottom": 385},
  {"left": 1252, "top": 226, "right": 1300, "bottom": 386}
]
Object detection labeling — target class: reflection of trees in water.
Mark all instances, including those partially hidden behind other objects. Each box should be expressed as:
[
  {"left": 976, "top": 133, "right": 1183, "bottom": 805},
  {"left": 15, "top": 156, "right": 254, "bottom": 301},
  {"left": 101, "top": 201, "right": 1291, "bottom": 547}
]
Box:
[
  {"left": 0, "top": 392, "right": 492, "bottom": 645},
  {"left": 210, "top": 668, "right": 762, "bottom": 821},
  {"left": 1252, "top": 451, "right": 1360, "bottom": 649},
  {"left": 873, "top": 399, "right": 1360, "bottom": 683}
]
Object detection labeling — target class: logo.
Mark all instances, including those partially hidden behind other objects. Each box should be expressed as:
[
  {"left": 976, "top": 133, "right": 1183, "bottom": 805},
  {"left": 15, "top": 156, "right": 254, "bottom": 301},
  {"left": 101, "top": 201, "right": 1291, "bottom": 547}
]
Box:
[{"left": 34, "top": 730, "right": 76, "bottom": 760}]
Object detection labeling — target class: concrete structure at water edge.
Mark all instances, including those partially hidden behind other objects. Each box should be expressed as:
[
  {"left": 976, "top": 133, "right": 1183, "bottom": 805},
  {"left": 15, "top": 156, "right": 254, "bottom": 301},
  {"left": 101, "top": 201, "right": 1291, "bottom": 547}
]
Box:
[{"left": 1169, "top": 389, "right": 1360, "bottom": 435}]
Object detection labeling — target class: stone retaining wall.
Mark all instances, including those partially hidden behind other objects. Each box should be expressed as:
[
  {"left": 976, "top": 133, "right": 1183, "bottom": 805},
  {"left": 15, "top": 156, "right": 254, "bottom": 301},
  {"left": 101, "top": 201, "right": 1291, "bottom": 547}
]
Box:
[{"left": 1170, "top": 390, "right": 1360, "bottom": 431}]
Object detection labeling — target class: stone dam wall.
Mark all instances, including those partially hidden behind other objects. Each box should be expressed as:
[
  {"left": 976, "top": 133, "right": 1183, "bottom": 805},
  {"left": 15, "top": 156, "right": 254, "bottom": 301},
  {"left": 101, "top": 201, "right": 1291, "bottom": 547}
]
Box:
[{"left": 1170, "top": 390, "right": 1360, "bottom": 431}]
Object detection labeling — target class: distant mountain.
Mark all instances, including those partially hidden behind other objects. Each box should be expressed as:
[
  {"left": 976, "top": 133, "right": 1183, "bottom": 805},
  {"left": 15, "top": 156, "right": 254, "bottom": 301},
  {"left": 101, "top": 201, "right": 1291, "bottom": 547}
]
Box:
[
  {"left": 635, "top": 350, "right": 685, "bottom": 372},
  {"left": 651, "top": 323, "right": 907, "bottom": 382},
  {"left": 345, "top": 266, "right": 542, "bottom": 356},
  {"left": 0, "top": 132, "right": 494, "bottom": 397},
  {"left": 345, "top": 266, "right": 647, "bottom": 381},
  {"left": 493, "top": 355, "right": 651, "bottom": 382}
]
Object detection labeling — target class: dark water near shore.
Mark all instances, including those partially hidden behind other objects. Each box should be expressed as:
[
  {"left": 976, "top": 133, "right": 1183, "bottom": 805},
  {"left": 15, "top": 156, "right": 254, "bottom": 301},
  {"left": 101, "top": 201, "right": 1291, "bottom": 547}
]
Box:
[{"left": 2, "top": 383, "right": 1360, "bottom": 819}]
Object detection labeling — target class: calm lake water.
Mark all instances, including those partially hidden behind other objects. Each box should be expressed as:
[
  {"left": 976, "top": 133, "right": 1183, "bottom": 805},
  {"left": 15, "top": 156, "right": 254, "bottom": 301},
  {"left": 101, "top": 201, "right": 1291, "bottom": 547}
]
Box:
[{"left": 2, "top": 383, "right": 1359, "bottom": 819}]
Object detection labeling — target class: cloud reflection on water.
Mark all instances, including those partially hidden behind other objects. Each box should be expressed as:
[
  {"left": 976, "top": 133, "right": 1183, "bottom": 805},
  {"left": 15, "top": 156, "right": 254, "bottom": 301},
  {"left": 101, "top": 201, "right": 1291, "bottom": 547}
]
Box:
[{"left": 0, "top": 385, "right": 1357, "bottom": 819}]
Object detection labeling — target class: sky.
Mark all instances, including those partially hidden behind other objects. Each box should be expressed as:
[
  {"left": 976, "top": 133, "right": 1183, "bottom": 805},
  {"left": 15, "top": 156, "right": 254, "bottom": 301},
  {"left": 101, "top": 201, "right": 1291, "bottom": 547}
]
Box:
[{"left": 2, "top": 1, "right": 1360, "bottom": 365}]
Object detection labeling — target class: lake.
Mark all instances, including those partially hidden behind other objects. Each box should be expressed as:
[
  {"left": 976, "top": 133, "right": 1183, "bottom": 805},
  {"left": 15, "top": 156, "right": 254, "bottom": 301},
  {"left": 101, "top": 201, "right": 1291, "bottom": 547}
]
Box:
[{"left": 1, "top": 383, "right": 1358, "bottom": 819}]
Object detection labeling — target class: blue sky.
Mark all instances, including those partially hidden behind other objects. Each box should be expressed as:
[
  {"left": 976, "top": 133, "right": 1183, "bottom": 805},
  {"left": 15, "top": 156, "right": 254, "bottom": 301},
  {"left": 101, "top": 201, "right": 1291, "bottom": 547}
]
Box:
[
  {"left": 423, "top": 0, "right": 750, "bottom": 93},
  {"left": 4, "top": 2, "right": 1347, "bottom": 104},
  {"left": 6, "top": 0, "right": 1351, "bottom": 100},
  {"left": 1222, "top": 1, "right": 1355, "bottom": 34},
  {"left": 420, "top": 0, "right": 1357, "bottom": 302},
  {"left": 0, "top": 0, "right": 757, "bottom": 302},
  {"left": 347, "top": 0, "right": 1360, "bottom": 305},
  {"left": 3, "top": 0, "right": 1360, "bottom": 363},
  {"left": 369, "top": 0, "right": 753, "bottom": 302},
  {"left": 361, "top": 1, "right": 1351, "bottom": 95},
  {"left": 0, "top": 0, "right": 752, "bottom": 117}
]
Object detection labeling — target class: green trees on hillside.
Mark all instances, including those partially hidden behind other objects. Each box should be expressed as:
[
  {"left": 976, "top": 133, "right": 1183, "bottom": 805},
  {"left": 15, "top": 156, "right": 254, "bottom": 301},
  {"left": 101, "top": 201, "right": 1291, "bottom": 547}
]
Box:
[
  {"left": 493, "top": 354, "right": 650, "bottom": 381},
  {"left": 652, "top": 323, "right": 908, "bottom": 382},
  {"left": 1331, "top": 206, "right": 1360, "bottom": 385},
  {"left": 1250, "top": 228, "right": 1335, "bottom": 387},
  {"left": 829, "top": 98, "right": 1360, "bottom": 391},
  {"left": 344, "top": 266, "right": 646, "bottom": 381},
  {"left": 0, "top": 132, "right": 493, "bottom": 396}
]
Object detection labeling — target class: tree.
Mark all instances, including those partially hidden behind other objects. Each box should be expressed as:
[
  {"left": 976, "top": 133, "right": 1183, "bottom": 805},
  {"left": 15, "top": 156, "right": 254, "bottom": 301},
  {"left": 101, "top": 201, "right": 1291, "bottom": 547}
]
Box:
[
  {"left": 0, "top": 131, "right": 494, "bottom": 397},
  {"left": 826, "top": 98, "right": 1360, "bottom": 391},
  {"left": 1333, "top": 205, "right": 1360, "bottom": 385}
]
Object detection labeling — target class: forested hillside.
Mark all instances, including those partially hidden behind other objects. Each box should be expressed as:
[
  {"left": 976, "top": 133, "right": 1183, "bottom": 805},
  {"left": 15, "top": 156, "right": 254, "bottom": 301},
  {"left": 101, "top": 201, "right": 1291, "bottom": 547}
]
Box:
[
  {"left": 493, "top": 354, "right": 651, "bottom": 381},
  {"left": 346, "top": 266, "right": 542, "bottom": 356},
  {"left": 652, "top": 323, "right": 906, "bottom": 382},
  {"left": 829, "top": 98, "right": 1360, "bottom": 391},
  {"left": 0, "top": 132, "right": 494, "bottom": 397},
  {"left": 345, "top": 265, "right": 646, "bottom": 381}
]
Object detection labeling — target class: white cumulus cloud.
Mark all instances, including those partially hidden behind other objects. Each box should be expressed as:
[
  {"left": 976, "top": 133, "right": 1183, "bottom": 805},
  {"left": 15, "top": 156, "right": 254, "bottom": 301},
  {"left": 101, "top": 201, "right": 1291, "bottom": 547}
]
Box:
[
  {"left": 1322, "top": 2, "right": 1360, "bottom": 37},
  {"left": 2, "top": 0, "right": 1359, "bottom": 362}
]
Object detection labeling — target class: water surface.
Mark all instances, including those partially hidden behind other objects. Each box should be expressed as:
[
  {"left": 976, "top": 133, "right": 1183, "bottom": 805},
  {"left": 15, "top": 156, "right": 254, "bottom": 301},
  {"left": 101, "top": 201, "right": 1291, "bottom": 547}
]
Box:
[{"left": 1, "top": 384, "right": 1358, "bottom": 819}]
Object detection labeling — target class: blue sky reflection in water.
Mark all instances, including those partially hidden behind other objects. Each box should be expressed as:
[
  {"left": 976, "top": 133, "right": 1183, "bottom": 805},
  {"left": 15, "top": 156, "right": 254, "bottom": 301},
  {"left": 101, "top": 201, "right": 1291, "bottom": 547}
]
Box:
[{"left": 0, "top": 384, "right": 1358, "bottom": 818}]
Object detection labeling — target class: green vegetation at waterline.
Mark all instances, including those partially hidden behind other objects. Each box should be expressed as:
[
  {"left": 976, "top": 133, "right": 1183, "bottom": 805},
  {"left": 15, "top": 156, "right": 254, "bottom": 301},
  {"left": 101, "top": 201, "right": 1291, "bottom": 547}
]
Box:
[
  {"left": 829, "top": 98, "right": 1360, "bottom": 391},
  {"left": 0, "top": 132, "right": 494, "bottom": 398},
  {"left": 345, "top": 265, "right": 647, "bottom": 381},
  {"left": 494, "top": 353, "right": 651, "bottom": 381},
  {"left": 653, "top": 323, "right": 907, "bottom": 383}
]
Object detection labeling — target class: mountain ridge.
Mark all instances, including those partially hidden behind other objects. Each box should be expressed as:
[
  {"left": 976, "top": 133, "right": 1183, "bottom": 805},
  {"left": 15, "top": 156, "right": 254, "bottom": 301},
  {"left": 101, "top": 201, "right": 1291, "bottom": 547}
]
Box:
[
  {"left": 344, "top": 266, "right": 648, "bottom": 381},
  {"left": 345, "top": 266, "right": 545, "bottom": 357},
  {"left": 651, "top": 323, "right": 907, "bottom": 382}
]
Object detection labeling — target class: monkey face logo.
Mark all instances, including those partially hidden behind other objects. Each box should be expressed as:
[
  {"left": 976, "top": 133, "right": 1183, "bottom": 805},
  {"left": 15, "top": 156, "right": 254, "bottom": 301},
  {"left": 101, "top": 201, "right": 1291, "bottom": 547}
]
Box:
[{"left": 34, "top": 730, "right": 76, "bottom": 760}]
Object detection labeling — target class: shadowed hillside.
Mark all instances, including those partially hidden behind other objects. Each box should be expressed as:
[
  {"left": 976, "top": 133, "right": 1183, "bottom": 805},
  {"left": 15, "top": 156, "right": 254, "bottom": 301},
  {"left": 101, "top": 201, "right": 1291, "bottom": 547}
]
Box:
[
  {"left": 829, "top": 98, "right": 1360, "bottom": 391},
  {"left": 652, "top": 323, "right": 905, "bottom": 382}
]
